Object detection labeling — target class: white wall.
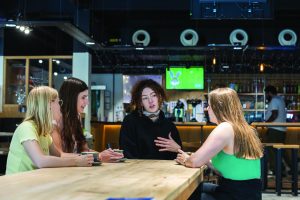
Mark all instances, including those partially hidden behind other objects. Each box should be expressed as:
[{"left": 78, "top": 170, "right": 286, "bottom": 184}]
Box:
[
  {"left": 73, "top": 52, "right": 92, "bottom": 130},
  {"left": 0, "top": 56, "right": 3, "bottom": 112}
]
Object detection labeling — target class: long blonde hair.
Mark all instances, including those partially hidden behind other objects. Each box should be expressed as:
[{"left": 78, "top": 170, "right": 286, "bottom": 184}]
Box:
[
  {"left": 24, "top": 86, "right": 58, "bottom": 136},
  {"left": 209, "top": 88, "right": 263, "bottom": 159}
]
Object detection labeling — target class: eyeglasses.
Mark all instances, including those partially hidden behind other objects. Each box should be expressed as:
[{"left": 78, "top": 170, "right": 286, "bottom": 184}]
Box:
[{"left": 58, "top": 99, "right": 63, "bottom": 107}]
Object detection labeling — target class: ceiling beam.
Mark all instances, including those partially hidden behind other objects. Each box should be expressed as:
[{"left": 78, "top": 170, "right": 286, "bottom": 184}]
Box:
[{"left": 0, "top": 20, "right": 102, "bottom": 50}]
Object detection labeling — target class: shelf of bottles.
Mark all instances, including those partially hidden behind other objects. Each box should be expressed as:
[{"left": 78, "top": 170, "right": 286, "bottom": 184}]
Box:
[
  {"left": 206, "top": 75, "right": 265, "bottom": 123},
  {"left": 270, "top": 81, "right": 300, "bottom": 112}
]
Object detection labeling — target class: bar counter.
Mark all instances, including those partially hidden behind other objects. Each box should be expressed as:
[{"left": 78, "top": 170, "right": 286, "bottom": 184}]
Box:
[
  {"left": 251, "top": 122, "right": 300, "bottom": 145},
  {"left": 252, "top": 122, "right": 300, "bottom": 127},
  {"left": 91, "top": 121, "right": 215, "bottom": 151},
  {"left": 0, "top": 159, "right": 205, "bottom": 200}
]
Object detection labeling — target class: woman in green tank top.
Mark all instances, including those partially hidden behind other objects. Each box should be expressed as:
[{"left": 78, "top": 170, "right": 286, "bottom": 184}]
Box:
[{"left": 175, "top": 87, "right": 263, "bottom": 200}]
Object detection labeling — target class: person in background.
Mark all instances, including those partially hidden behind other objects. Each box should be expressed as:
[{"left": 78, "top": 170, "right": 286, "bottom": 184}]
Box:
[
  {"left": 51, "top": 77, "right": 123, "bottom": 162},
  {"left": 264, "top": 85, "right": 288, "bottom": 173},
  {"left": 6, "top": 86, "right": 93, "bottom": 174},
  {"left": 176, "top": 88, "right": 263, "bottom": 200},
  {"left": 119, "top": 79, "right": 182, "bottom": 159}
]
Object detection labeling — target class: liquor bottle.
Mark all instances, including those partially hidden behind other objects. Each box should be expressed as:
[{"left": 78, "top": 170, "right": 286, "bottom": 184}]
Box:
[{"left": 283, "top": 81, "right": 286, "bottom": 94}]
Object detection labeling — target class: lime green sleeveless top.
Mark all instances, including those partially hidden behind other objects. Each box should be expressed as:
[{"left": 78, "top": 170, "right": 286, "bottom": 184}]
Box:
[{"left": 212, "top": 151, "right": 261, "bottom": 180}]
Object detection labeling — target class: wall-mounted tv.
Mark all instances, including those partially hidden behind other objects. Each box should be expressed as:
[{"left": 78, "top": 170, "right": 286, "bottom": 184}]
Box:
[{"left": 165, "top": 66, "right": 204, "bottom": 90}]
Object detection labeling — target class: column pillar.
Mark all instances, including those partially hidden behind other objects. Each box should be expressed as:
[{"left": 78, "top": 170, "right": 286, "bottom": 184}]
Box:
[
  {"left": 72, "top": 8, "right": 92, "bottom": 133},
  {"left": 0, "top": 29, "right": 4, "bottom": 112},
  {"left": 72, "top": 52, "right": 92, "bottom": 132}
]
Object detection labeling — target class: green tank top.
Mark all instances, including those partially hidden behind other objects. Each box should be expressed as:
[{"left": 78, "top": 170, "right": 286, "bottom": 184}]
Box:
[{"left": 212, "top": 150, "right": 261, "bottom": 180}]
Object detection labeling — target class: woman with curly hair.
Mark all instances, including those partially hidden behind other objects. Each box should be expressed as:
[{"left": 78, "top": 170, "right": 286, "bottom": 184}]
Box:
[{"left": 119, "top": 79, "right": 182, "bottom": 159}]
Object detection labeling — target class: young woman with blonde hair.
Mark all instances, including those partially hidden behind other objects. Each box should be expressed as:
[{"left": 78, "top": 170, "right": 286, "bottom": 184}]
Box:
[
  {"left": 6, "top": 86, "right": 93, "bottom": 174},
  {"left": 176, "top": 87, "right": 263, "bottom": 200}
]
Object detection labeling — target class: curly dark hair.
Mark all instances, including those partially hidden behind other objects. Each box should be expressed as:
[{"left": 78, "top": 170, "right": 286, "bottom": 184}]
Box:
[
  {"left": 59, "top": 77, "right": 88, "bottom": 153},
  {"left": 130, "top": 79, "right": 166, "bottom": 113}
]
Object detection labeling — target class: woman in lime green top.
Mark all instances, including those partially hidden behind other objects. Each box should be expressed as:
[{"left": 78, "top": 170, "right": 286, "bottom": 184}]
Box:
[
  {"left": 6, "top": 86, "right": 94, "bottom": 175},
  {"left": 176, "top": 88, "right": 263, "bottom": 200}
]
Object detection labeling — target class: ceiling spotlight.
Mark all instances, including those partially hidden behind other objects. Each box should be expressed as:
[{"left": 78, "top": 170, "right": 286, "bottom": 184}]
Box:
[
  {"left": 5, "top": 24, "right": 16, "bottom": 27},
  {"left": 63, "top": 76, "right": 68, "bottom": 80},
  {"left": 56, "top": 60, "right": 60, "bottom": 64},
  {"left": 24, "top": 28, "right": 31, "bottom": 34},
  {"left": 85, "top": 41, "right": 95, "bottom": 45},
  {"left": 19, "top": 26, "right": 25, "bottom": 32},
  {"left": 38, "top": 60, "right": 43, "bottom": 64},
  {"left": 53, "top": 72, "right": 58, "bottom": 76}
]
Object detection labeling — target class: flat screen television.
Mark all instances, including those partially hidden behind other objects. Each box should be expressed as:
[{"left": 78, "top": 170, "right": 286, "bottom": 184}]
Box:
[{"left": 165, "top": 66, "right": 204, "bottom": 90}]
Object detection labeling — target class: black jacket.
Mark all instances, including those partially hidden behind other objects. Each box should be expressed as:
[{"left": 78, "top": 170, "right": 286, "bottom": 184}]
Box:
[{"left": 119, "top": 110, "right": 182, "bottom": 160}]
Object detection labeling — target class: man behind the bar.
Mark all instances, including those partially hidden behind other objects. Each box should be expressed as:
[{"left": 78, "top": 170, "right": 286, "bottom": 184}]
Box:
[{"left": 264, "top": 85, "right": 288, "bottom": 174}]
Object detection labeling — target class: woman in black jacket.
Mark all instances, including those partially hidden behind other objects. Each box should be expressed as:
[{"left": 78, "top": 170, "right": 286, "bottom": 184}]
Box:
[{"left": 119, "top": 79, "right": 182, "bottom": 160}]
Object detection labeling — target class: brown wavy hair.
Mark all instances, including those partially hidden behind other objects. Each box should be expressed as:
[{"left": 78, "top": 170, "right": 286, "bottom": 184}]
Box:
[
  {"left": 130, "top": 79, "right": 166, "bottom": 113},
  {"left": 208, "top": 88, "right": 263, "bottom": 159},
  {"left": 59, "top": 77, "right": 88, "bottom": 153}
]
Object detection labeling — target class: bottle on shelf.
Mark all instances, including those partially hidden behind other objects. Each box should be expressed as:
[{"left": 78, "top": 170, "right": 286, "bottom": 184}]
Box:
[
  {"left": 283, "top": 81, "right": 286, "bottom": 94},
  {"left": 257, "top": 79, "right": 262, "bottom": 93}
]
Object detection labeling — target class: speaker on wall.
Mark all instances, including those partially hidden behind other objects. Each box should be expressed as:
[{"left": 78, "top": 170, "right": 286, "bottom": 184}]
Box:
[{"left": 132, "top": 30, "right": 151, "bottom": 47}]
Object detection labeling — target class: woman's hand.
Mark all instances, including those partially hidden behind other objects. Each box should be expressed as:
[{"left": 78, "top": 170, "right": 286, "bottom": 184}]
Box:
[
  {"left": 99, "top": 148, "right": 124, "bottom": 162},
  {"left": 175, "top": 149, "right": 190, "bottom": 166},
  {"left": 75, "top": 154, "right": 93, "bottom": 167},
  {"left": 154, "top": 132, "right": 181, "bottom": 152}
]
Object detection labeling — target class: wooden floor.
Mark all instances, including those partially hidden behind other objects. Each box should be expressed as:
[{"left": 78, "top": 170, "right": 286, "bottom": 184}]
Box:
[
  {"left": 266, "top": 175, "right": 300, "bottom": 190},
  {"left": 262, "top": 193, "right": 299, "bottom": 200}
]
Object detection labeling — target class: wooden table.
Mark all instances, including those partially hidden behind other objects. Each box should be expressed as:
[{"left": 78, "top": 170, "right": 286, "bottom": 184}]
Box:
[{"left": 0, "top": 159, "right": 205, "bottom": 200}]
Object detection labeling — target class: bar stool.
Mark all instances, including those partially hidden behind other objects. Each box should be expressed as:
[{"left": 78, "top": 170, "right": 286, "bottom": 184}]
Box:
[
  {"left": 261, "top": 143, "right": 283, "bottom": 191},
  {"left": 273, "top": 144, "right": 299, "bottom": 196}
]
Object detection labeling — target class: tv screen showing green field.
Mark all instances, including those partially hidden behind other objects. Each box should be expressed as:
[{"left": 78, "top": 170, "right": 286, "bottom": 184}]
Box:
[{"left": 166, "top": 67, "right": 204, "bottom": 90}]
